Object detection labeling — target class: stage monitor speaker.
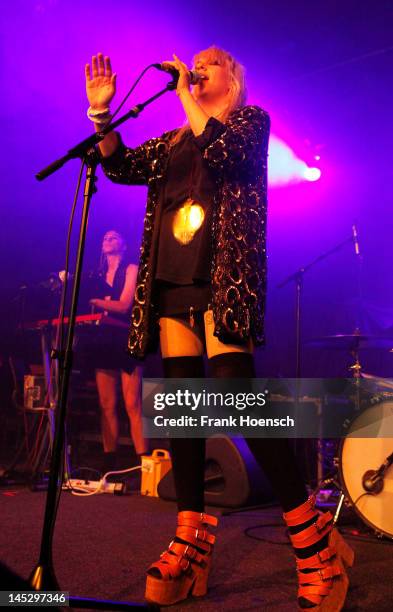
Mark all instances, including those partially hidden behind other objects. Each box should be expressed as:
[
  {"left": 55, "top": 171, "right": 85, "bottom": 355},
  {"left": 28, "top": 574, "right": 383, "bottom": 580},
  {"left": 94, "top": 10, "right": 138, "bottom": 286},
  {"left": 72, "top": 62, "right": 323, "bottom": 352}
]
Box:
[{"left": 157, "top": 435, "right": 274, "bottom": 508}]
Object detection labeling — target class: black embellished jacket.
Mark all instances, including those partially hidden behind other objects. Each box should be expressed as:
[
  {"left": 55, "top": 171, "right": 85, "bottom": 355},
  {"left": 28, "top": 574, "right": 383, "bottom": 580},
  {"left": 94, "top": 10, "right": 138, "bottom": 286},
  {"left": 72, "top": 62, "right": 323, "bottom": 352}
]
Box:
[{"left": 100, "top": 105, "right": 270, "bottom": 359}]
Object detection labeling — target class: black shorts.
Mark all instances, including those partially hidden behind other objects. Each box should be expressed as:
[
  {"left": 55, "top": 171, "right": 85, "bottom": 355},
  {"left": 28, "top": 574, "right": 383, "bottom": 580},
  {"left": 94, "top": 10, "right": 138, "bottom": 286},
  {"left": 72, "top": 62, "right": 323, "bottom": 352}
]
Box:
[{"left": 156, "top": 280, "right": 212, "bottom": 317}]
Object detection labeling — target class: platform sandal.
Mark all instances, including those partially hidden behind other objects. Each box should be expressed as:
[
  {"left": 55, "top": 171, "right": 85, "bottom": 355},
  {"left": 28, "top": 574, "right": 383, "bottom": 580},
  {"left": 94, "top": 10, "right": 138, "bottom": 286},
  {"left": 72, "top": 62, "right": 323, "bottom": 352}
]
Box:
[
  {"left": 283, "top": 495, "right": 354, "bottom": 611},
  {"left": 145, "top": 510, "right": 218, "bottom": 606}
]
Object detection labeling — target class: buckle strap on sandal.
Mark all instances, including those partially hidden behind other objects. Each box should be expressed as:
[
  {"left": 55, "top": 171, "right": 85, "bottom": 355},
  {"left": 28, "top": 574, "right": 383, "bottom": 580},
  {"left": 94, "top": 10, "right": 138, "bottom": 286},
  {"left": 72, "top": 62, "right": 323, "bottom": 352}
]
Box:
[
  {"left": 176, "top": 526, "right": 216, "bottom": 551},
  {"left": 289, "top": 512, "right": 333, "bottom": 548},
  {"left": 283, "top": 495, "right": 317, "bottom": 527},
  {"left": 177, "top": 511, "right": 218, "bottom": 528},
  {"left": 281, "top": 498, "right": 354, "bottom": 610},
  {"left": 148, "top": 542, "right": 206, "bottom": 581},
  {"left": 150, "top": 551, "right": 189, "bottom": 580},
  {"left": 167, "top": 541, "right": 206, "bottom": 566},
  {"left": 296, "top": 545, "right": 336, "bottom": 570},
  {"left": 145, "top": 511, "right": 219, "bottom": 604},
  {"left": 298, "top": 564, "right": 342, "bottom": 585},
  {"left": 298, "top": 584, "right": 332, "bottom": 599}
]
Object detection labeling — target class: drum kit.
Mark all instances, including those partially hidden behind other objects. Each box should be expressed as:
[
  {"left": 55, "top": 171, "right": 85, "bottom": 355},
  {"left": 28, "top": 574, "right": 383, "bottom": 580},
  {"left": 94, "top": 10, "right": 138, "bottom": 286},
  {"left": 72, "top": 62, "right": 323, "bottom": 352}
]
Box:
[
  {"left": 308, "top": 330, "right": 393, "bottom": 540},
  {"left": 278, "top": 227, "right": 392, "bottom": 538}
]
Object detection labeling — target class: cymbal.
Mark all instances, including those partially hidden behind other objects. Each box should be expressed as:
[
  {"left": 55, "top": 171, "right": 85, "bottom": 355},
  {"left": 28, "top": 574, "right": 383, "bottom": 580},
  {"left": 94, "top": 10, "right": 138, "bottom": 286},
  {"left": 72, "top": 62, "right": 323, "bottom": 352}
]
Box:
[
  {"left": 361, "top": 372, "right": 393, "bottom": 391},
  {"left": 307, "top": 334, "right": 393, "bottom": 350}
]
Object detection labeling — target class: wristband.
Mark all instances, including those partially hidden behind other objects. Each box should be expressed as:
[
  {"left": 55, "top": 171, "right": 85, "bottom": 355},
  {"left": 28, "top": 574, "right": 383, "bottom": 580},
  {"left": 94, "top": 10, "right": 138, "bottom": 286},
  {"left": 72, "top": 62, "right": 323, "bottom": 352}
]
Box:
[
  {"left": 87, "top": 106, "right": 112, "bottom": 123},
  {"left": 87, "top": 105, "right": 110, "bottom": 116}
]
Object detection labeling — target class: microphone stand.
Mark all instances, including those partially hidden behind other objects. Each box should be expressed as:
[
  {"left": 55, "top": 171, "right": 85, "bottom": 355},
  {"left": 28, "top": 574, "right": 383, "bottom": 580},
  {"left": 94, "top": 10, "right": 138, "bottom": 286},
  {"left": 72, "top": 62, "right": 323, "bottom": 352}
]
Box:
[
  {"left": 277, "top": 234, "right": 356, "bottom": 379},
  {"left": 29, "top": 78, "right": 176, "bottom": 610},
  {"left": 277, "top": 233, "right": 362, "bottom": 495},
  {"left": 36, "top": 81, "right": 176, "bottom": 181}
]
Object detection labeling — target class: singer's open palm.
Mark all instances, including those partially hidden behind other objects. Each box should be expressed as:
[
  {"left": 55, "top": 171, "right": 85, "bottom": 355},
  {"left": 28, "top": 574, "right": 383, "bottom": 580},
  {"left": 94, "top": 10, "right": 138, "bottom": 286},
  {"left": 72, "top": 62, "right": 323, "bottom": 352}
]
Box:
[{"left": 85, "top": 53, "right": 116, "bottom": 109}]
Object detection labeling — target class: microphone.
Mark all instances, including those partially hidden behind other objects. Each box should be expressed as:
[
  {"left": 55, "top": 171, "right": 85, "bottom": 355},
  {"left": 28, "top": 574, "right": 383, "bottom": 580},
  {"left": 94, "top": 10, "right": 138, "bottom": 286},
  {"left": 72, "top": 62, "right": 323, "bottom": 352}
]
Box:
[
  {"left": 361, "top": 451, "right": 393, "bottom": 494},
  {"left": 362, "top": 469, "right": 384, "bottom": 494},
  {"left": 152, "top": 63, "right": 207, "bottom": 85},
  {"left": 352, "top": 224, "right": 360, "bottom": 256}
]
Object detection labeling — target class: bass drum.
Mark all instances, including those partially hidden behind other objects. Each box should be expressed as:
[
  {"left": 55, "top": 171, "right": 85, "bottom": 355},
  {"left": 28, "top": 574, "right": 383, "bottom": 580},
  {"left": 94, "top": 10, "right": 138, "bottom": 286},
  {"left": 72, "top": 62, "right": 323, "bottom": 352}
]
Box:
[{"left": 339, "top": 399, "right": 393, "bottom": 539}]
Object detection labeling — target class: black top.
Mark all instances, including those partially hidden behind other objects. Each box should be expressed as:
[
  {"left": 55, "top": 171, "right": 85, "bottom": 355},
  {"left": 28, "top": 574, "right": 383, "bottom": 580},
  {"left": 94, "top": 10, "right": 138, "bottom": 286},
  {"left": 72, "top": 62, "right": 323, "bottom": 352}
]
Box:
[
  {"left": 96, "top": 261, "right": 131, "bottom": 322},
  {"left": 75, "top": 261, "right": 138, "bottom": 372},
  {"left": 155, "top": 121, "right": 223, "bottom": 285}
]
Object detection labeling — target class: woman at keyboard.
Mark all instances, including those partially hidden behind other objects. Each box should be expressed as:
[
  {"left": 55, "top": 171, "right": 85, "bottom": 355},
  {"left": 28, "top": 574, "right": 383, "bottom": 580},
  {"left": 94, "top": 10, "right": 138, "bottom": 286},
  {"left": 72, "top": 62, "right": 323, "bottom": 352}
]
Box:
[{"left": 88, "top": 230, "right": 148, "bottom": 473}]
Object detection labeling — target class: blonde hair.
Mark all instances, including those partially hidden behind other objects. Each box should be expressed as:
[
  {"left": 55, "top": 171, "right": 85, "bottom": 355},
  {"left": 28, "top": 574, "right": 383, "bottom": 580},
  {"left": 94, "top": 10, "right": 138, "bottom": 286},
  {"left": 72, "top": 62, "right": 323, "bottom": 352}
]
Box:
[{"left": 170, "top": 46, "right": 247, "bottom": 145}]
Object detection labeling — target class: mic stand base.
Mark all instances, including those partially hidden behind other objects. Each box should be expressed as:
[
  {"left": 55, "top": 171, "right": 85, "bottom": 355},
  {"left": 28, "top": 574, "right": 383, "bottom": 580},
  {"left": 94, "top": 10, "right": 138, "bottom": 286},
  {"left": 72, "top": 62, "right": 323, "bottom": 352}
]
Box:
[{"left": 29, "top": 563, "right": 59, "bottom": 591}]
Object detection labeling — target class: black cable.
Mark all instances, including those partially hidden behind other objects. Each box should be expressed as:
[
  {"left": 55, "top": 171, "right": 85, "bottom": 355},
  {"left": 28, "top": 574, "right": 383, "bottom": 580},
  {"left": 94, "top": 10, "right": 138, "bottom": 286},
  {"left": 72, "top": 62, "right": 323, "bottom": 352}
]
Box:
[
  {"left": 244, "top": 523, "right": 291, "bottom": 546},
  {"left": 99, "top": 64, "right": 161, "bottom": 130},
  {"left": 112, "top": 64, "right": 159, "bottom": 121},
  {"left": 245, "top": 520, "right": 393, "bottom": 547},
  {"left": 338, "top": 528, "right": 393, "bottom": 545},
  {"left": 56, "top": 160, "right": 86, "bottom": 372},
  {"left": 45, "top": 159, "right": 85, "bottom": 540},
  {"left": 69, "top": 466, "right": 102, "bottom": 479},
  {"left": 353, "top": 491, "right": 371, "bottom": 507}
]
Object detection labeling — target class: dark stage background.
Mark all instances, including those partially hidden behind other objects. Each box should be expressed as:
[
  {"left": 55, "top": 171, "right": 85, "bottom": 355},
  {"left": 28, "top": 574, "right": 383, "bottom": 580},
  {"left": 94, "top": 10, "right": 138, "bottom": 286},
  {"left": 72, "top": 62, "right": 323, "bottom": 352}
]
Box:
[{"left": 1, "top": 0, "right": 392, "bottom": 377}]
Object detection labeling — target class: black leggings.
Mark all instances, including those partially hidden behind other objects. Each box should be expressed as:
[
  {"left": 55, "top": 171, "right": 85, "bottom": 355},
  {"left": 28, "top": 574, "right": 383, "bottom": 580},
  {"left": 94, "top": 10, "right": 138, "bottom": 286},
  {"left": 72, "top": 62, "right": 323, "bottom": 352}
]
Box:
[{"left": 164, "top": 353, "right": 308, "bottom": 513}]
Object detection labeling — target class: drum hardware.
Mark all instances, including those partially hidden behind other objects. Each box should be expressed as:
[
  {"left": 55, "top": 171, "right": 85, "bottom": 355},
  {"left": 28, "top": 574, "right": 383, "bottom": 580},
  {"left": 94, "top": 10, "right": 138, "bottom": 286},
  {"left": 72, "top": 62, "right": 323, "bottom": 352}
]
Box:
[
  {"left": 308, "top": 330, "right": 393, "bottom": 412},
  {"left": 299, "top": 228, "right": 393, "bottom": 537},
  {"left": 315, "top": 399, "right": 393, "bottom": 540},
  {"left": 360, "top": 371, "right": 393, "bottom": 392},
  {"left": 308, "top": 333, "right": 393, "bottom": 351}
]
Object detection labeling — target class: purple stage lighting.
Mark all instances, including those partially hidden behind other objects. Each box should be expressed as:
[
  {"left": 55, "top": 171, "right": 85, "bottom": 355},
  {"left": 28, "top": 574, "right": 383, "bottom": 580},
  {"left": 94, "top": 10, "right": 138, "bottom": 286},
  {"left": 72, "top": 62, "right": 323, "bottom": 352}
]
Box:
[{"left": 269, "top": 136, "right": 321, "bottom": 186}]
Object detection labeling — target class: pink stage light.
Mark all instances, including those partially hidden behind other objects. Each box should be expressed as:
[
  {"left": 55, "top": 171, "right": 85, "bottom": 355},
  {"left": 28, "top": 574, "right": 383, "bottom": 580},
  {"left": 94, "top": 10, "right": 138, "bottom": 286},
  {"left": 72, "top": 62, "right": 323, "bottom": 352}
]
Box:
[
  {"left": 268, "top": 136, "right": 321, "bottom": 186},
  {"left": 304, "top": 167, "right": 321, "bottom": 181}
]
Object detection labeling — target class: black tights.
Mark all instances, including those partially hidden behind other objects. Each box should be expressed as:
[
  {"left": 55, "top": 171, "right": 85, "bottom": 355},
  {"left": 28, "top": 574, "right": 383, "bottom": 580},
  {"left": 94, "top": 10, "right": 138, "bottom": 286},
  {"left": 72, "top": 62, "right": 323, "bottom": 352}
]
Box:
[{"left": 164, "top": 353, "right": 308, "bottom": 513}]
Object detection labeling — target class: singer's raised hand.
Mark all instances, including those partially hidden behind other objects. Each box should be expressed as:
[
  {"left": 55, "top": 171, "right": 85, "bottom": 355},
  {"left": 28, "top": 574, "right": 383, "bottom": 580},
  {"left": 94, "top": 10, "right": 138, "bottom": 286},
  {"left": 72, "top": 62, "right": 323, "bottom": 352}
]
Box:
[
  {"left": 172, "top": 54, "right": 191, "bottom": 94},
  {"left": 167, "top": 53, "right": 210, "bottom": 137},
  {"left": 85, "top": 53, "right": 117, "bottom": 110}
]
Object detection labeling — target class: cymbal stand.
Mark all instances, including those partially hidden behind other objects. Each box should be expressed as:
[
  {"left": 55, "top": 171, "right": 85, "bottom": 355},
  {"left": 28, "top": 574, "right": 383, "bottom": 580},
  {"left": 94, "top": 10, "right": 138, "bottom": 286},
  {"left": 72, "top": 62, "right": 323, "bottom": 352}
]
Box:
[
  {"left": 348, "top": 330, "right": 363, "bottom": 411},
  {"left": 277, "top": 234, "right": 356, "bottom": 380}
]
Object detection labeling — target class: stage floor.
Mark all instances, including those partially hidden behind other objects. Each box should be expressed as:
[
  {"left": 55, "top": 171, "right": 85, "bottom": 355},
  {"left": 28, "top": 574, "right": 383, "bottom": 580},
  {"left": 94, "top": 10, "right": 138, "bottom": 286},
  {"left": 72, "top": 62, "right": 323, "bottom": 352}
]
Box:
[{"left": 0, "top": 485, "right": 392, "bottom": 610}]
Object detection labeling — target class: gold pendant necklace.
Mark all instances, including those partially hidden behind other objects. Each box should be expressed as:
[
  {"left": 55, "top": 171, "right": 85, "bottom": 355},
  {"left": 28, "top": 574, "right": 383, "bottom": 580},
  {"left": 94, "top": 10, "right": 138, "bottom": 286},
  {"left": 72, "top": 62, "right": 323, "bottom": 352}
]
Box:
[{"left": 172, "top": 198, "right": 205, "bottom": 245}]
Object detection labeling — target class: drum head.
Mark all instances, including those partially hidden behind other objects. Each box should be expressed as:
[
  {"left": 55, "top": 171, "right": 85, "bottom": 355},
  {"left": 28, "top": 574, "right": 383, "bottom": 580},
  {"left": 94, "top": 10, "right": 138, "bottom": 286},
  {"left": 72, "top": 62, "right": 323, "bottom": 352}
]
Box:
[{"left": 339, "top": 401, "right": 393, "bottom": 538}]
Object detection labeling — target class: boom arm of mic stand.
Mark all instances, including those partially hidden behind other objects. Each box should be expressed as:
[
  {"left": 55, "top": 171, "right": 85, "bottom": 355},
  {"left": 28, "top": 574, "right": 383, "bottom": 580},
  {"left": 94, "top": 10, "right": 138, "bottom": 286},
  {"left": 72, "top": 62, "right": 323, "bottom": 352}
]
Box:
[
  {"left": 276, "top": 234, "right": 354, "bottom": 380},
  {"left": 36, "top": 79, "right": 177, "bottom": 181},
  {"left": 277, "top": 235, "right": 353, "bottom": 289}
]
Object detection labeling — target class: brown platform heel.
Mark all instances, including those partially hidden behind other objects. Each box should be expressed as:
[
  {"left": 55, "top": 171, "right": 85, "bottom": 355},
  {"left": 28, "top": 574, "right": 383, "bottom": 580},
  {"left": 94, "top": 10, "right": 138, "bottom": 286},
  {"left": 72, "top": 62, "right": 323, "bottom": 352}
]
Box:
[
  {"left": 283, "top": 495, "right": 355, "bottom": 611},
  {"left": 145, "top": 510, "right": 218, "bottom": 606}
]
